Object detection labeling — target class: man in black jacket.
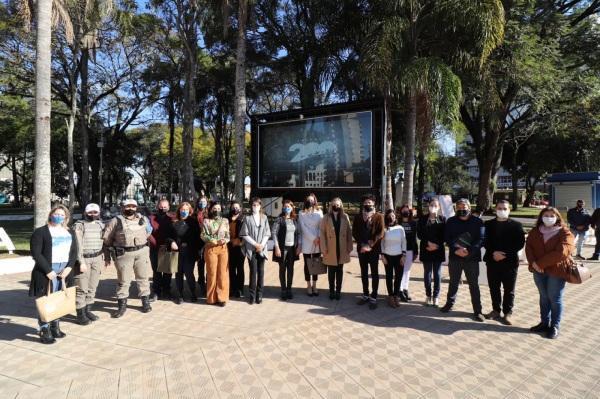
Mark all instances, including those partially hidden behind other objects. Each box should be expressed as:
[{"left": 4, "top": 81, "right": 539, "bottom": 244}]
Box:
[
  {"left": 440, "top": 199, "right": 485, "bottom": 321},
  {"left": 482, "top": 200, "right": 525, "bottom": 325},
  {"left": 567, "top": 200, "right": 592, "bottom": 259}
]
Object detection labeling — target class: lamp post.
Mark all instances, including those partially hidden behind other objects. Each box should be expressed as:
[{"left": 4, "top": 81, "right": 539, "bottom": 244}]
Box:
[{"left": 98, "top": 136, "right": 104, "bottom": 206}]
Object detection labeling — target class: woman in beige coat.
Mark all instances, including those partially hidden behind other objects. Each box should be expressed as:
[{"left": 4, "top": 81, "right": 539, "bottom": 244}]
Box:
[{"left": 320, "top": 198, "right": 354, "bottom": 300}]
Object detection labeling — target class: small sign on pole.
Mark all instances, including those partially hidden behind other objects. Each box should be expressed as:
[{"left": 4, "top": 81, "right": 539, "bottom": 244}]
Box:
[{"left": 0, "top": 228, "right": 16, "bottom": 254}]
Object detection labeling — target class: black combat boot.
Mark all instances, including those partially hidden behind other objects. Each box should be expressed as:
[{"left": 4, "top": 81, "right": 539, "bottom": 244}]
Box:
[
  {"left": 50, "top": 319, "right": 66, "bottom": 338},
  {"left": 76, "top": 308, "right": 91, "bottom": 325},
  {"left": 141, "top": 296, "right": 152, "bottom": 313},
  {"left": 112, "top": 298, "right": 127, "bottom": 318},
  {"left": 39, "top": 325, "right": 56, "bottom": 344},
  {"left": 85, "top": 304, "right": 99, "bottom": 321}
]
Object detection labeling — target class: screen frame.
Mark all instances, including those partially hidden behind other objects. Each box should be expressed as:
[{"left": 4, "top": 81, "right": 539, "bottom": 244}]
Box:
[
  {"left": 257, "top": 110, "right": 374, "bottom": 189},
  {"left": 250, "top": 99, "right": 384, "bottom": 203}
]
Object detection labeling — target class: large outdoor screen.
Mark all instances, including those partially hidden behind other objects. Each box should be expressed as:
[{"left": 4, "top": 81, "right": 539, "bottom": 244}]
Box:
[{"left": 257, "top": 111, "right": 372, "bottom": 189}]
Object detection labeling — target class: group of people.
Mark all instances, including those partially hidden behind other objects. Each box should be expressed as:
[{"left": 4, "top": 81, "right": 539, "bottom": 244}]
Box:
[{"left": 29, "top": 193, "right": 592, "bottom": 344}]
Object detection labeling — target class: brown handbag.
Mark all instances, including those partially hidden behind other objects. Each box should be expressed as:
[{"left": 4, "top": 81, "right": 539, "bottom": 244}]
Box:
[
  {"left": 561, "top": 257, "right": 592, "bottom": 284},
  {"left": 35, "top": 281, "right": 76, "bottom": 323}
]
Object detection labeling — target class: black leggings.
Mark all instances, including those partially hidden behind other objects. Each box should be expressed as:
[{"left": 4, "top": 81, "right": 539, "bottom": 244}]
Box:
[
  {"left": 278, "top": 246, "right": 296, "bottom": 291},
  {"left": 228, "top": 246, "right": 245, "bottom": 295},
  {"left": 383, "top": 254, "right": 403, "bottom": 296},
  {"left": 303, "top": 253, "right": 319, "bottom": 282},
  {"left": 175, "top": 247, "right": 196, "bottom": 297},
  {"left": 327, "top": 265, "right": 344, "bottom": 293}
]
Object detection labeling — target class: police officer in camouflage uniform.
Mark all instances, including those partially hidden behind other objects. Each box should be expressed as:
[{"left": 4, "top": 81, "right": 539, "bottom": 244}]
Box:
[
  {"left": 73, "top": 203, "right": 106, "bottom": 325},
  {"left": 103, "top": 199, "right": 153, "bottom": 318}
]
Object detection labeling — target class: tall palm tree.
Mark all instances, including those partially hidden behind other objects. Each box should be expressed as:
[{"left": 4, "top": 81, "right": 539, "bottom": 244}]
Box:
[
  {"left": 362, "top": 0, "right": 504, "bottom": 206},
  {"left": 21, "top": 0, "right": 73, "bottom": 227}
]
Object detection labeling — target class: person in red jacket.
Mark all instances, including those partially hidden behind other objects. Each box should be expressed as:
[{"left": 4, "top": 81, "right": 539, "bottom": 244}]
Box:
[{"left": 148, "top": 199, "right": 175, "bottom": 300}]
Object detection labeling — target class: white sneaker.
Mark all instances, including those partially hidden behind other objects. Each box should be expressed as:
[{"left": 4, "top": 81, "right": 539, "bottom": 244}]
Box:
[
  {"left": 433, "top": 297, "right": 440, "bottom": 307},
  {"left": 426, "top": 296, "right": 432, "bottom": 306}
]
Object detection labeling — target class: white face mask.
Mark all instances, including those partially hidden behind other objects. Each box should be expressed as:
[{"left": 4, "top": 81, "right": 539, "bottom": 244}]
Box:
[
  {"left": 252, "top": 206, "right": 261, "bottom": 214},
  {"left": 542, "top": 216, "right": 557, "bottom": 227},
  {"left": 428, "top": 206, "right": 439, "bottom": 214},
  {"left": 496, "top": 209, "right": 510, "bottom": 219}
]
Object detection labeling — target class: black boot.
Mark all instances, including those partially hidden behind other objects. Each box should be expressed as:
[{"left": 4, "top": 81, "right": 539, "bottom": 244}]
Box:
[
  {"left": 39, "top": 325, "right": 56, "bottom": 344},
  {"left": 50, "top": 320, "right": 66, "bottom": 338},
  {"left": 141, "top": 296, "right": 152, "bottom": 313},
  {"left": 112, "top": 298, "right": 127, "bottom": 318},
  {"left": 403, "top": 289, "right": 412, "bottom": 301},
  {"left": 77, "top": 308, "right": 91, "bottom": 325},
  {"left": 85, "top": 304, "right": 99, "bottom": 321},
  {"left": 198, "top": 280, "right": 207, "bottom": 298}
]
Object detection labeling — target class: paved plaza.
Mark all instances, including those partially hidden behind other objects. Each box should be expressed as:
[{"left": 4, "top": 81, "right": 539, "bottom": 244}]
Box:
[{"left": 0, "top": 244, "right": 599, "bottom": 399}]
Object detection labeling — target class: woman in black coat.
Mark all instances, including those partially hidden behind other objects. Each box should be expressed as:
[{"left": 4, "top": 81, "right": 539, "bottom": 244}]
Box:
[
  {"left": 166, "top": 202, "right": 200, "bottom": 304},
  {"left": 29, "top": 205, "right": 78, "bottom": 344},
  {"left": 271, "top": 200, "right": 300, "bottom": 300},
  {"left": 416, "top": 198, "right": 446, "bottom": 307}
]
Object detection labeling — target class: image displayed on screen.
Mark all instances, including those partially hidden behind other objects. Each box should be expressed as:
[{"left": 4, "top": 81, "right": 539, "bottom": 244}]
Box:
[{"left": 258, "top": 111, "right": 372, "bottom": 188}]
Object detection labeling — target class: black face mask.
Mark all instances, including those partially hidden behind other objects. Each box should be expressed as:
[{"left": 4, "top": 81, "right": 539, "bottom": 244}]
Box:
[
  {"left": 363, "top": 205, "right": 374, "bottom": 213},
  {"left": 304, "top": 201, "right": 314, "bottom": 209},
  {"left": 231, "top": 208, "right": 240, "bottom": 215},
  {"left": 157, "top": 209, "right": 168, "bottom": 215},
  {"left": 123, "top": 209, "right": 136, "bottom": 217},
  {"left": 85, "top": 214, "right": 99, "bottom": 221},
  {"left": 331, "top": 205, "right": 340, "bottom": 212},
  {"left": 456, "top": 209, "right": 470, "bottom": 218},
  {"left": 386, "top": 218, "right": 396, "bottom": 227},
  {"left": 401, "top": 211, "right": 410, "bottom": 217},
  {"left": 210, "top": 210, "right": 221, "bottom": 218}
]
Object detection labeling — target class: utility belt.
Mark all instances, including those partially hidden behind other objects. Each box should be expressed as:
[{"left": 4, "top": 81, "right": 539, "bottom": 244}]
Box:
[
  {"left": 83, "top": 249, "right": 103, "bottom": 258},
  {"left": 114, "top": 244, "right": 147, "bottom": 256}
]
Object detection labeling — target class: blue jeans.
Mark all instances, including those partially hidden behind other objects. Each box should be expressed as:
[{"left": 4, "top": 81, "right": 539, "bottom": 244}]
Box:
[
  {"left": 38, "top": 262, "right": 67, "bottom": 328},
  {"left": 533, "top": 271, "right": 566, "bottom": 329},
  {"left": 570, "top": 229, "right": 587, "bottom": 256},
  {"left": 423, "top": 261, "right": 442, "bottom": 298}
]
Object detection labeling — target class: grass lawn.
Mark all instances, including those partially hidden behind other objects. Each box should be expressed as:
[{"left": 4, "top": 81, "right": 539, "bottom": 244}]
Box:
[
  {"left": 509, "top": 207, "right": 543, "bottom": 218},
  {"left": 0, "top": 219, "right": 33, "bottom": 255}
]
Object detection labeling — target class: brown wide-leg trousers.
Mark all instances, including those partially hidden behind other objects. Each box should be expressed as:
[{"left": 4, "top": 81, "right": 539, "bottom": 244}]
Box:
[{"left": 205, "top": 244, "right": 229, "bottom": 304}]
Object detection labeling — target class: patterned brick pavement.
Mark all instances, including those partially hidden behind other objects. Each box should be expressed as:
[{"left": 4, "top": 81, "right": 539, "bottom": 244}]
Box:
[{"left": 0, "top": 244, "right": 599, "bottom": 398}]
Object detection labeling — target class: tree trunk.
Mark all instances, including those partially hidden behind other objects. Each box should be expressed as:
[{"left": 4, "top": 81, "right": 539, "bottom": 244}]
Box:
[
  {"left": 401, "top": 90, "right": 417, "bottom": 206},
  {"left": 417, "top": 148, "right": 425, "bottom": 214},
  {"left": 384, "top": 96, "right": 394, "bottom": 210},
  {"left": 33, "top": 0, "right": 53, "bottom": 228},
  {"left": 234, "top": 0, "right": 248, "bottom": 203},
  {"left": 511, "top": 146, "right": 519, "bottom": 211},
  {"left": 79, "top": 49, "right": 90, "bottom": 206},
  {"left": 167, "top": 98, "right": 175, "bottom": 201},
  {"left": 181, "top": 39, "right": 197, "bottom": 201},
  {"left": 11, "top": 156, "right": 20, "bottom": 206},
  {"left": 66, "top": 40, "right": 79, "bottom": 213}
]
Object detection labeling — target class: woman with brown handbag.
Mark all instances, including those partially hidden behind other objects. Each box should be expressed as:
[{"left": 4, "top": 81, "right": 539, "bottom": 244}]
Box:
[
  {"left": 526, "top": 207, "right": 575, "bottom": 339},
  {"left": 29, "top": 205, "right": 78, "bottom": 344}
]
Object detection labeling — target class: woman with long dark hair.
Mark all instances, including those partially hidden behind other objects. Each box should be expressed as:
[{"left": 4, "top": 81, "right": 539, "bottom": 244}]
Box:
[
  {"left": 381, "top": 209, "right": 406, "bottom": 308},
  {"left": 228, "top": 201, "right": 246, "bottom": 298},
  {"left": 272, "top": 199, "right": 300, "bottom": 300},
  {"left": 298, "top": 193, "right": 323, "bottom": 296},
  {"left": 398, "top": 204, "right": 418, "bottom": 302}
]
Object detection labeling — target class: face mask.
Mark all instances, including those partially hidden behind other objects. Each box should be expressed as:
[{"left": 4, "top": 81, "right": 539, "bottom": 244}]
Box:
[
  {"left": 401, "top": 211, "right": 410, "bottom": 217},
  {"left": 429, "top": 207, "right": 439, "bottom": 214},
  {"left": 158, "top": 208, "right": 168, "bottom": 215},
  {"left": 386, "top": 218, "right": 396, "bottom": 226},
  {"left": 180, "top": 210, "right": 189, "bottom": 219},
  {"left": 50, "top": 215, "right": 65, "bottom": 225},
  {"left": 283, "top": 207, "right": 292, "bottom": 214},
  {"left": 332, "top": 205, "right": 341, "bottom": 212},
  {"left": 231, "top": 208, "right": 240, "bottom": 215},
  {"left": 123, "top": 209, "right": 136, "bottom": 217},
  {"left": 363, "top": 205, "right": 374, "bottom": 213},
  {"left": 85, "top": 214, "right": 99, "bottom": 221},
  {"left": 496, "top": 210, "right": 510, "bottom": 219},
  {"left": 210, "top": 210, "right": 221, "bottom": 218},
  {"left": 456, "top": 209, "right": 470, "bottom": 218},
  {"left": 542, "top": 216, "right": 557, "bottom": 227},
  {"left": 252, "top": 206, "right": 260, "bottom": 214},
  {"left": 304, "top": 200, "right": 314, "bottom": 208},
  {"left": 577, "top": 204, "right": 583, "bottom": 209},
  {"left": 199, "top": 201, "right": 207, "bottom": 209}
]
